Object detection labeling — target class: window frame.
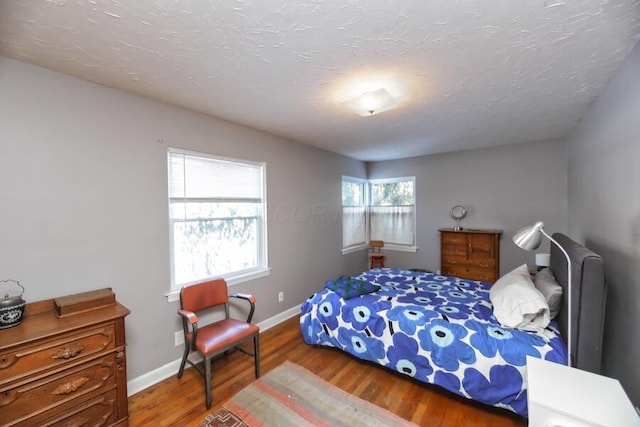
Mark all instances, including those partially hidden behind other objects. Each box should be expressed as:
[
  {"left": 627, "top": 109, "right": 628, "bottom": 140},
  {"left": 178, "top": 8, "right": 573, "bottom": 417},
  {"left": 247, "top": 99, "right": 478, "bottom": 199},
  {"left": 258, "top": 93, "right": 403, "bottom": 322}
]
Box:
[
  {"left": 368, "top": 176, "right": 417, "bottom": 252},
  {"left": 166, "top": 148, "right": 269, "bottom": 301},
  {"left": 341, "top": 176, "right": 368, "bottom": 254},
  {"left": 341, "top": 175, "right": 418, "bottom": 255}
]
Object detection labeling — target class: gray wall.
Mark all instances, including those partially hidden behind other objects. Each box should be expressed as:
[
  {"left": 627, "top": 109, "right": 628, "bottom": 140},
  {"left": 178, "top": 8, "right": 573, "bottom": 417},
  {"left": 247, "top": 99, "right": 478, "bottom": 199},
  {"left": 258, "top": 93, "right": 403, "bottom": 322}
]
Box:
[
  {"left": 566, "top": 40, "right": 640, "bottom": 407},
  {"left": 0, "top": 57, "right": 367, "bottom": 380},
  {"left": 3, "top": 44, "right": 637, "bottom": 409},
  {"left": 367, "top": 139, "right": 568, "bottom": 275}
]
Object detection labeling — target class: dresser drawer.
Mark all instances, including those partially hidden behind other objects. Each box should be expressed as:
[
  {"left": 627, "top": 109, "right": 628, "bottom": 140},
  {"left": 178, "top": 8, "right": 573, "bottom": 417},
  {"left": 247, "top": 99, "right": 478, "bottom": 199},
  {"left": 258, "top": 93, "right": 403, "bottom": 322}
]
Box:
[
  {"left": 0, "top": 325, "right": 115, "bottom": 386},
  {"left": 442, "top": 265, "right": 497, "bottom": 282},
  {"left": 13, "top": 389, "right": 119, "bottom": 427},
  {"left": 442, "top": 255, "right": 467, "bottom": 268},
  {"left": 440, "top": 232, "right": 467, "bottom": 245},
  {"left": 441, "top": 266, "right": 457, "bottom": 278},
  {"left": 442, "top": 253, "right": 495, "bottom": 266},
  {"left": 461, "top": 268, "right": 497, "bottom": 282},
  {"left": 467, "top": 234, "right": 496, "bottom": 259},
  {"left": 442, "top": 258, "right": 495, "bottom": 270},
  {"left": 441, "top": 242, "right": 467, "bottom": 256},
  {"left": 0, "top": 354, "right": 117, "bottom": 426},
  {"left": 468, "top": 258, "right": 496, "bottom": 270},
  {"left": 440, "top": 233, "right": 467, "bottom": 255}
]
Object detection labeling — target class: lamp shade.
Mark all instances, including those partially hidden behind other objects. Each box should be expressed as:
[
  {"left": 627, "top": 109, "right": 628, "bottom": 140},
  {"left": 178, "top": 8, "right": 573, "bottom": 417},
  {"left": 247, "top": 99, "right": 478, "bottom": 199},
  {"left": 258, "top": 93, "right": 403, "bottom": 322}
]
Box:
[
  {"left": 512, "top": 221, "right": 545, "bottom": 251},
  {"left": 535, "top": 253, "right": 551, "bottom": 267}
]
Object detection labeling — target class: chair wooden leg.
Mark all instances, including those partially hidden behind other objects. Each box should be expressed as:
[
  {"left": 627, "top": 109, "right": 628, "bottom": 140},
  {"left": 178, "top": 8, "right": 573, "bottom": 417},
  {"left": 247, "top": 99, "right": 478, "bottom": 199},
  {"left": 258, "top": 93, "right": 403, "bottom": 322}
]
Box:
[
  {"left": 371, "top": 255, "right": 385, "bottom": 269},
  {"left": 177, "top": 343, "right": 190, "bottom": 379},
  {"left": 254, "top": 334, "right": 260, "bottom": 378},
  {"left": 205, "top": 355, "right": 212, "bottom": 410}
]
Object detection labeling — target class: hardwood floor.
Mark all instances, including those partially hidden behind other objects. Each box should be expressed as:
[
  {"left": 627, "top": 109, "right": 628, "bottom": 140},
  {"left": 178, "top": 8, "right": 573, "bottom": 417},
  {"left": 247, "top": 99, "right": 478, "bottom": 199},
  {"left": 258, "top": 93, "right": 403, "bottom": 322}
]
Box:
[{"left": 128, "top": 316, "right": 527, "bottom": 427}]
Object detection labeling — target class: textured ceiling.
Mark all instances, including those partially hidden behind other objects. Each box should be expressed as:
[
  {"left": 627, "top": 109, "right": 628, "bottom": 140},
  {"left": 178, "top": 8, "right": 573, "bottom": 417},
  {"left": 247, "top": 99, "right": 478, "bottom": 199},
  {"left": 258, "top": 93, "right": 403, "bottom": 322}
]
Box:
[{"left": 1, "top": 1, "right": 639, "bottom": 161}]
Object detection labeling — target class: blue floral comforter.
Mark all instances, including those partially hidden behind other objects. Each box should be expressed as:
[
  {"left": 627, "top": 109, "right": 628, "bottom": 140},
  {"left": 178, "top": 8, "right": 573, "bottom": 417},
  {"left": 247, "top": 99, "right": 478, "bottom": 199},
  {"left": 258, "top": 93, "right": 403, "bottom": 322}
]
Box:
[{"left": 300, "top": 268, "right": 568, "bottom": 417}]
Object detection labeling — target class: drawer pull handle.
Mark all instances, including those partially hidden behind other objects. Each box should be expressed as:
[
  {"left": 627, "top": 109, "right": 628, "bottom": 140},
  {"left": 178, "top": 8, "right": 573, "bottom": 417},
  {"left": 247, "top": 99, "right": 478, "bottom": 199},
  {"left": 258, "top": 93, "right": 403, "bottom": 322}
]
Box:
[
  {"left": 52, "top": 343, "right": 85, "bottom": 360},
  {"left": 116, "top": 350, "right": 126, "bottom": 371},
  {"left": 0, "top": 354, "right": 18, "bottom": 369},
  {"left": 0, "top": 390, "right": 17, "bottom": 406},
  {"left": 52, "top": 376, "right": 89, "bottom": 395}
]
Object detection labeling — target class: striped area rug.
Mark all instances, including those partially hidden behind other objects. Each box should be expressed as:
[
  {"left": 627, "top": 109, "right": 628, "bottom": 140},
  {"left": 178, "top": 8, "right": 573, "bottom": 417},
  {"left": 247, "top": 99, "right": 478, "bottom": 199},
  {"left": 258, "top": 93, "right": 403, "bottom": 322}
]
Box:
[{"left": 199, "top": 361, "right": 417, "bottom": 427}]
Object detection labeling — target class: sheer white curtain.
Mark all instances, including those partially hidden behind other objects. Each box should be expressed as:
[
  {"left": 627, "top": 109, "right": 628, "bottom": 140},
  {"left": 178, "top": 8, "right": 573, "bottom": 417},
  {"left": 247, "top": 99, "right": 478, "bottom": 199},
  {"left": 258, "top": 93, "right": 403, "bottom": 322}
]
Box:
[
  {"left": 342, "top": 206, "right": 366, "bottom": 248},
  {"left": 370, "top": 206, "right": 415, "bottom": 245}
]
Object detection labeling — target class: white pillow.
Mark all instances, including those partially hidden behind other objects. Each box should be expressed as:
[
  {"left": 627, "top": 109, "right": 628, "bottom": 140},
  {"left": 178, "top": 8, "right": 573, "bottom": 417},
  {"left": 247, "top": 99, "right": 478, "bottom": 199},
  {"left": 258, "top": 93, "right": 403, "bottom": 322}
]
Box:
[
  {"left": 489, "top": 264, "right": 550, "bottom": 331},
  {"left": 533, "top": 268, "right": 563, "bottom": 319}
]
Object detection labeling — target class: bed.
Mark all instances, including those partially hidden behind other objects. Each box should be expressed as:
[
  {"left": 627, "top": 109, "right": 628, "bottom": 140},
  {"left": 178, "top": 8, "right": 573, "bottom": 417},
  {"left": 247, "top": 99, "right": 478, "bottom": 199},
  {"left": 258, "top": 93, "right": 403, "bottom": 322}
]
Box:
[{"left": 300, "top": 233, "right": 606, "bottom": 417}]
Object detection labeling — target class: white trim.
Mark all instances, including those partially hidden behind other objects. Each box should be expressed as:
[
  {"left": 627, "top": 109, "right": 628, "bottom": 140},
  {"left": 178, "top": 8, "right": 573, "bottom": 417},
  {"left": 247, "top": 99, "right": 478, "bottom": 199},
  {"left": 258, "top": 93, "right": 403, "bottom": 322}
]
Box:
[
  {"left": 168, "top": 147, "right": 266, "bottom": 169},
  {"left": 166, "top": 267, "right": 272, "bottom": 302},
  {"left": 342, "top": 243, "right": 418, "bottom": 255},
  {"left": 341, "top": 176, "right": 369, "bottom": 251},
  {"left": 127, "top": 305, "right": 300, "bottom": 396},
  {"left": 368, "top": 176, "right": 415, "bottom": 185},
  {"left": 167, "top": 147, "right": 268, "bottom": 294},
  {"left": 226, "top": 267, "right": 272, "bottom": 287},
  {"left": 257, "top": 305, "right": 300, "bottom": 331},
  {"left": 341, "top": 175, "right": 367, "bottom": 185},
  {"left": 341, "top": 244, "right": 367, "bottom": 255},
  {"left": 127, "top": 358, "right": 184, "bottom": 397},
  {"left": 384, "top": 244, "right": 419, "bottom": 253},
  {"left": 367, "top": 176, "right": 417, "bottom": 247}
]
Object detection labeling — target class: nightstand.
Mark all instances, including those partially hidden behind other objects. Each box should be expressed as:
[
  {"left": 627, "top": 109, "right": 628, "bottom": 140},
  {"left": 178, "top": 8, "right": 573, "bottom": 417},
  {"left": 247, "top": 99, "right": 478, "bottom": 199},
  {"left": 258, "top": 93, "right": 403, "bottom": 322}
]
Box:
[{"left": 526, "top": 356, "right": 639, "bottom": 426}]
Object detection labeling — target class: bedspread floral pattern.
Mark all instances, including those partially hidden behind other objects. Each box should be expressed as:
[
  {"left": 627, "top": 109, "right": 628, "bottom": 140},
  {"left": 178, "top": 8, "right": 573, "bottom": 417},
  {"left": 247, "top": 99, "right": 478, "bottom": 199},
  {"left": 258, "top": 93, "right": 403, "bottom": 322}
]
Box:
[{"left": 300, "top": 268, "right": 568, "bottom": 417}]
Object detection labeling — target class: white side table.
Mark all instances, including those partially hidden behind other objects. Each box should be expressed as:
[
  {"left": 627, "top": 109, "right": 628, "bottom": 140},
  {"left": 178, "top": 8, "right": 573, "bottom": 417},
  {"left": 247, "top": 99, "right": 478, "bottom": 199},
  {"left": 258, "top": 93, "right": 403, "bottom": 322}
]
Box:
[{"left": 526, "top": 356, "right": 639, "bottom": 427}]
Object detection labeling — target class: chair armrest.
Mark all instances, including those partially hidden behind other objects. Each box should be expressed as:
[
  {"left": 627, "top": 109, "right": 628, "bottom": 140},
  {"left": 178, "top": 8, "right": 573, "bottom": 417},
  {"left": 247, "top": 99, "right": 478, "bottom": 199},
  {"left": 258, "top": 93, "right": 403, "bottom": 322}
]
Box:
[
  {"left": 230, "top": 293, "right": 256, "bottom": 323},
  {"left": 231, "top": 293, "right": 256, "bottom": 303},
  {"left": 178, "top": 309, "right": 198, "bottom": 325}
]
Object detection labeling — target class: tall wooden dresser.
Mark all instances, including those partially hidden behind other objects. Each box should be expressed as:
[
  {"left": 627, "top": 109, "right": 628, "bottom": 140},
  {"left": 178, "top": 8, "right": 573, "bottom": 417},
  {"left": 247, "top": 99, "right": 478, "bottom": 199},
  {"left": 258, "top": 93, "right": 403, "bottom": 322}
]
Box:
[
  {"left": 439, "top": 228, "right": 502, "bottom": 283},
  {"left": 0, "top": 289, "right": 130, "bottom": 427}
]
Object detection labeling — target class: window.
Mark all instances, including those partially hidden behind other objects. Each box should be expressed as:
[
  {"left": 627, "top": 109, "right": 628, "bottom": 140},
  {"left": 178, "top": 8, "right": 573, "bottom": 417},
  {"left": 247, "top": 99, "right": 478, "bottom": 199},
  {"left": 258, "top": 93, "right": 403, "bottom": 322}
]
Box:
[
  {"left": 369, "top": 177, "right": 416, "bottom": 248},
  {"left": 342, "top": 177, "right": 367, "bottom": 251},
  {"left": 168, "top": 149, "right": 268, "bottom": 292},
  {"left": 341, "top": 176, "right": 416, "bottom": 253}
]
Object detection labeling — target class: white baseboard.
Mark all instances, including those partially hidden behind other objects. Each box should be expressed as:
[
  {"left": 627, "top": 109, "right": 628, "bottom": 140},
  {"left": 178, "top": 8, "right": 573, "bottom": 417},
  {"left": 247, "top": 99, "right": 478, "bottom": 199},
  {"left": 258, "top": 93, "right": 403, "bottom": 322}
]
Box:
[
  {"left": 127, "top": 305, "right": 301, "bottom": 397},
  {"left": 256, "top": 304, "right": 300, "bottom": 331}
]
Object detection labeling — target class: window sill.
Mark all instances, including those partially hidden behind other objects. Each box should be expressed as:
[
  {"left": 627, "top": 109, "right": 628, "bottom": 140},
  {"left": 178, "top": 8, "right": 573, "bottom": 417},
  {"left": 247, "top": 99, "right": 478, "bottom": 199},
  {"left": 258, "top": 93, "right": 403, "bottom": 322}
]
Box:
[
  {"left": 385, "top": 244, "right": 419, "bottom": 253},
  {"left": 341, "top": 244, "right": 368, "bottom": 255},
  {"left": 342, "top": 244, "right": 419, "bottom": 255},
  {"left": 166, "top": 267, "right": 272, "bottom": 302}
]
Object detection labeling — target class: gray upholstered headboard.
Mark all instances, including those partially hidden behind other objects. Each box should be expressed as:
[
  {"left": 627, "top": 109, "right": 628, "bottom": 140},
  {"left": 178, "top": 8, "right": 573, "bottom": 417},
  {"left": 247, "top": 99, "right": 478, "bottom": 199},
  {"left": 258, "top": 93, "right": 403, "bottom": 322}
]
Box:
[{"left": 549, "top": 233, "right": 607, "bottom": 374}]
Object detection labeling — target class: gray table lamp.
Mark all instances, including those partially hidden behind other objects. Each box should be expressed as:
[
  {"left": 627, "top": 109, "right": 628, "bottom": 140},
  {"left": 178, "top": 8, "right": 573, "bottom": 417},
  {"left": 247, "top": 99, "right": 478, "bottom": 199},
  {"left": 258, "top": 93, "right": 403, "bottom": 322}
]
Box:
[{"left": 513, "top": 221, "right": 572, "bottom": 367}]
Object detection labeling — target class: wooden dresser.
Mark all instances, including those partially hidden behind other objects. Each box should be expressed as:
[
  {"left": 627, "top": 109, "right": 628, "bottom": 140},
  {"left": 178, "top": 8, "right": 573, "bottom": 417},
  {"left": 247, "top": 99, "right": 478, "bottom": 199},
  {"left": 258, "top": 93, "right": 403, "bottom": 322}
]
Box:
[
  {"left": 439, "top": 228, "right": 502, "bottom": 283},
  {"left": 0, "top": 289, "right": 130, "bottom": 427}
]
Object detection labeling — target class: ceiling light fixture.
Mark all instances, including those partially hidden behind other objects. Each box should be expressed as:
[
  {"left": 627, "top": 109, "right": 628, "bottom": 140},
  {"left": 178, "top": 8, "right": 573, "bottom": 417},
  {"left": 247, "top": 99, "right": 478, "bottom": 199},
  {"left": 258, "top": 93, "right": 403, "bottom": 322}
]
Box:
[{"left": 343, "top": 88, "right": 398, "bottom": 117}]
